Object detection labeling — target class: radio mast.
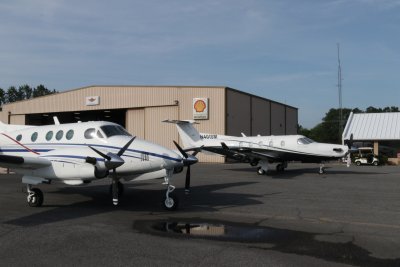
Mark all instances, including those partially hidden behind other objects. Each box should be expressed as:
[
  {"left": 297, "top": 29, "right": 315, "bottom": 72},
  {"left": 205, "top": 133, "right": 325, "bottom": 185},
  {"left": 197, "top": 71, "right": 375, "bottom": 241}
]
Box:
[{"left": 337, "top": 43, "right": 343, "bottom": 141}]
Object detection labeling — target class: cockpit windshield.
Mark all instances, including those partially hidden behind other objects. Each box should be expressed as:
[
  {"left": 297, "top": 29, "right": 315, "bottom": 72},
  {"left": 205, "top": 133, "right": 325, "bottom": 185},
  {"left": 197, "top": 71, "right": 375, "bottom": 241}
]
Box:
[
  {"left": 297, "top": 137, "right": 315, "bottom": 145},
  {"left": 100, "top": 125, "right": 132, "bottom": 138}
]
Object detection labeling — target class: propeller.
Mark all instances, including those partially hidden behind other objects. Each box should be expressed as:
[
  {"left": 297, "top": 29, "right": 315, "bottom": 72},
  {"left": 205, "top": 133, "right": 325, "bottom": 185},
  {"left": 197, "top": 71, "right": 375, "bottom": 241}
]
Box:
[
  {"left": 88, "top": 136, "right": 136, "bottom": 205},
  {"left": 173, "top": 141, "right": 199, "bottom": 194},
  {"left": 343, "top": 133, "right": 357, "bottom": 167}
]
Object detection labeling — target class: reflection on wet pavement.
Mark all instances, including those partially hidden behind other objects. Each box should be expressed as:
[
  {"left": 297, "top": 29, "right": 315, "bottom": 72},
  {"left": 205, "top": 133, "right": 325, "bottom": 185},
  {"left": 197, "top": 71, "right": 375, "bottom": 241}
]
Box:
[{"left": 133, "top": 220, "right": 400, "bottom": 267}]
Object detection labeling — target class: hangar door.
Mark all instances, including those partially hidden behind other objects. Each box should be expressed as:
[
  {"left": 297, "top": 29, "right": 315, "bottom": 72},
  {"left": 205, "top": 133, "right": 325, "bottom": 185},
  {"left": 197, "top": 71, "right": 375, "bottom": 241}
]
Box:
[{"left": 126, "top": 106, "right": 179, "bottom": 150}]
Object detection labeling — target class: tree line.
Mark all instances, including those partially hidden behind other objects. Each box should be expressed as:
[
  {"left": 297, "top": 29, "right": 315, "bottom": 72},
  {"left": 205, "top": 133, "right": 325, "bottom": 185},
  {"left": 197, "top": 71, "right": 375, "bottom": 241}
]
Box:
[
  {"left": 299, "top": 106, "right": 400, "bottom": 144},
  {"left": 0, "top": 85, "right": 57, "bottom": 106}
]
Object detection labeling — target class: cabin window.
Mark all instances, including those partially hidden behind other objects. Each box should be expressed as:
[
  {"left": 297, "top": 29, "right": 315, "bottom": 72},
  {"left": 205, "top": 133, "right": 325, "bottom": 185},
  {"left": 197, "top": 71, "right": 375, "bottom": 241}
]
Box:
[
  {"left": 97, "top": 130, "right": 104, "bottom": 139},
  {"left": 297, "top": 137, "right": 315, "bottom": 145},
  {"left": 46, "top": 131, "right": 53, "bottom": 141},
  {"left": 66, "top": 130, "right": 74, "bottom": 140},
  {"left": 100, "top": 125, "right": 132, "bottom": 138},
  {"left": 56, "top": 130, "right": 63, "bottom": 141},
  {"left": 16, "top": 134, "right": 22, "bottom": 142},
  {"left": 84, "top": 128, "right": 96, "bottom": 139},
  {"left": 31, "top": 132, "right": 38, "bottom": 142}
]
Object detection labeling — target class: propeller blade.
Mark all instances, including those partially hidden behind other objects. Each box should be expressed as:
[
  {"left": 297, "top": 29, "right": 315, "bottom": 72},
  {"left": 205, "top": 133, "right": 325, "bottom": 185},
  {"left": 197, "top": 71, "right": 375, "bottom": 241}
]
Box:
[
  {"left": 191, "top": 145, "right": 204, "bottom": 157},
  {"left": 117, "top": 136, "right": 136, "bottom": 157},
  {"left": 89, "top": 146, "right": 111, "bottom": 161},
  {"left": 111, "top": 171, "right": 119, "bottom": 205},
  {"left": 185, "top": 165, "right": 191, "bottom": 194},
  {"left": 173, "top": 140, "right": 188, "bottom": 159},
  {"left": 345, "top": 133, "right": 354, "bottom": 149}
]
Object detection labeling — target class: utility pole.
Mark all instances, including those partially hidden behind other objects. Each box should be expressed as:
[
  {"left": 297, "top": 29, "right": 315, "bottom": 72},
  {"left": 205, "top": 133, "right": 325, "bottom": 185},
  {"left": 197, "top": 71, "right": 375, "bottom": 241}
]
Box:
[{"left": 337, "top": 43, "right": 343, "bottom": 142}]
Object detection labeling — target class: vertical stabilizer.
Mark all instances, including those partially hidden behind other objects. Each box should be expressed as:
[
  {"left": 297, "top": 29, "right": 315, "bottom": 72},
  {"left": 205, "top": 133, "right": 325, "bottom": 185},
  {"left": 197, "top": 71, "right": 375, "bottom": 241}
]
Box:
[{"left": 163, "top": 120, "right": 201, "bottom": 148}]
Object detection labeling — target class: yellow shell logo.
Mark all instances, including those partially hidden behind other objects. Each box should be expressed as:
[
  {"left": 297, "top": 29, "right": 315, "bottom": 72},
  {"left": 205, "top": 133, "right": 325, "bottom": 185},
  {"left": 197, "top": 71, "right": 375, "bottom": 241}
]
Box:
[{"left": 194, "top": 100, "right": 206, "bottom": 112}]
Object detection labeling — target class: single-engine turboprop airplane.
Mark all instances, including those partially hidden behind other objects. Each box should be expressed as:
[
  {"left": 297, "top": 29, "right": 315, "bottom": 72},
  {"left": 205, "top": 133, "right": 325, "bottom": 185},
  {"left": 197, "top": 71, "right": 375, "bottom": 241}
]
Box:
[
  {"left": 0, "top": 118, "right": 197, "bottom": 210},
  {"left": 164, "top": 120, "right": 351, "bottom": 175}
]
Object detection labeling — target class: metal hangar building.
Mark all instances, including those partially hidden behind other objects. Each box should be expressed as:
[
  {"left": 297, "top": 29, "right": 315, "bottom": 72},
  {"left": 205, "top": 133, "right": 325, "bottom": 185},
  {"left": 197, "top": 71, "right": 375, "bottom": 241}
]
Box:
[{"left": 0, "top": 85, "right": 298, "bottom": 162}]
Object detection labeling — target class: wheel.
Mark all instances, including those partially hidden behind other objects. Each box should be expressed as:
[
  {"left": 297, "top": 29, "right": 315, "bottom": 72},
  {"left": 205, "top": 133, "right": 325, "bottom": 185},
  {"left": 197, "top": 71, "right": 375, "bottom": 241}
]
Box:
[
  {"left": 28, "top": 188, "right": 43, "bottom": 207},
  {"left": 164, "top": 193, "right": 179, "bottom": 211},
  {"left": 257, "top": 167, "right": 265, "bottom": 175},
  {"left": 356, "top": 161, "right": 361, "bottom": 166},
  {"left": 373, "top": 161, "right": 378, "bottom": 166},
  {"left": 276, "top": 164, "right": 285, "bottom": 172},
  {"left": 250, "top": 160, "right": 259, "bottom": 167}
]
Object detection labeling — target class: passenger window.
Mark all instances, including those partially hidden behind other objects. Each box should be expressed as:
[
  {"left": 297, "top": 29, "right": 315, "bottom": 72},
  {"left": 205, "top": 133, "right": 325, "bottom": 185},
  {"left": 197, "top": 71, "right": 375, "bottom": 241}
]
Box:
[
  {"left": 31, "top": 132, "right": 38, "bottom": 142},
  {"left": 56, "top": 130, "right": 63, "bottom": 140},
  {"left": 46, "top": 131, "right": 53, "bottom": 141},
  {"left": 97, "top": 130, "right": 104, "bottom": 139},
  {"left": 84, "top": 128, "right": 95, "bottom": 139},
  {"left": 66, "top": 130, "right": 74, "bottom": 140},
  {"left": 16, "top": 134, "right": 22, "bottom": 141}
]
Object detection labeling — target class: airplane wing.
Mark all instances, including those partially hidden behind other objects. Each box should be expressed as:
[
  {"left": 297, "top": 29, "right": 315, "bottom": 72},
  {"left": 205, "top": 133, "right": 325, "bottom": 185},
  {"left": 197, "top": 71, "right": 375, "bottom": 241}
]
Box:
[
  {"left": 0, "top": 155, "right": 52, "bottom": 169},
  {"left": 201, "top": 142, "right": 281, "bottom": 162}
]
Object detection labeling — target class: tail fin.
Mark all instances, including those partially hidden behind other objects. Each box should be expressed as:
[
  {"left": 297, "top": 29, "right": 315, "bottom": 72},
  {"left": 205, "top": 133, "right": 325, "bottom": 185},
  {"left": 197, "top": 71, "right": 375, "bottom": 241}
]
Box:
[{"left": 163, "top": 120, "right": 201, "bottom": 148}]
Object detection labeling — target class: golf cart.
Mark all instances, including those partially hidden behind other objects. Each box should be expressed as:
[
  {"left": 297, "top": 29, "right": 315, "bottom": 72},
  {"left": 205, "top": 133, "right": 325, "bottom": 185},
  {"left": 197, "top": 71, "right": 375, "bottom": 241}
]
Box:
[{"left": 354, "top": 147, "right": 379, "bottom": 166}]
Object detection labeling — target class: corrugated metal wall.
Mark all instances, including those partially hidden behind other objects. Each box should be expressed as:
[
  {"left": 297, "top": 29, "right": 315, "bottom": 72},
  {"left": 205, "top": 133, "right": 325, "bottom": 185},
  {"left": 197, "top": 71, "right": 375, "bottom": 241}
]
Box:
[
  {"left": 251, "top": 97, "right": 271, "bottom": 135},
  {"left": 226, "top": 88, "right": 298, "bottom": 136}
]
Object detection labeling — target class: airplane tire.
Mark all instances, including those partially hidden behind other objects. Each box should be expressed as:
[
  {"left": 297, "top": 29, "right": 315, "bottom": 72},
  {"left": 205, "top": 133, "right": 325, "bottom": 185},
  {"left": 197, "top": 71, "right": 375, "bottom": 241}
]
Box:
[
  {"left": 257, "top": 167, "right": 265, "bottom": 175},
  {"left": 276, "top": 164, "right": 285, "bottom": 172},
  {"left": 164, "top": 193, "right": 179, "bottom": 211},
  {"left": 28, "top": 188, "right": 43, "bottom": 207}
]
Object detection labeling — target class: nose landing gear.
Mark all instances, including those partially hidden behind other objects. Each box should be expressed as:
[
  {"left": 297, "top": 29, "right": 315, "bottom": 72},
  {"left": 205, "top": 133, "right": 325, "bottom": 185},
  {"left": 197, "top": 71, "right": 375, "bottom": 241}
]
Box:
[{"left": 163, "top": 173, "right": 179, "bottom": 211}]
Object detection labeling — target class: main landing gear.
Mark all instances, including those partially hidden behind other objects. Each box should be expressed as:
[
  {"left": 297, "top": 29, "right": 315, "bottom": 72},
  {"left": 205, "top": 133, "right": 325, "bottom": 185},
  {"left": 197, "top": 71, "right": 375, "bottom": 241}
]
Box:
[
  {"left": 319, "top": 163, "right": 325, "bottom": 174},
  {"left": 27, "top": 185, "right": 43, "bottom": 207}
]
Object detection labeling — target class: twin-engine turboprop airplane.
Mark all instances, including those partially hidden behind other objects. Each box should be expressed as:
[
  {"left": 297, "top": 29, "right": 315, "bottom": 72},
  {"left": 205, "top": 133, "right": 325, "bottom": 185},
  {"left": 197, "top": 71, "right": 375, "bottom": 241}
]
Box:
[
  {"left": 164, "top": 120, "right": 350, "bottom": 175},
  {"left": 0, "top": 119, "right": 197, "bottom": 210}
]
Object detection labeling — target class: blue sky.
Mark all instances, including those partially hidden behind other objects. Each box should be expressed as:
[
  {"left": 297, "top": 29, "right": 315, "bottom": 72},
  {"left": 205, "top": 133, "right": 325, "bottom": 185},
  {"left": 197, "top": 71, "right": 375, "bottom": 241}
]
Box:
[{"left": 1, "top": 0, "right": 400, "bottom": 128}]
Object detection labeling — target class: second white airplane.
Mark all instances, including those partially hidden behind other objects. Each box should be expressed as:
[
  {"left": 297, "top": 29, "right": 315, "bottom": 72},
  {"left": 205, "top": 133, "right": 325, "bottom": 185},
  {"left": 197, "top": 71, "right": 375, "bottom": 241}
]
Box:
[{"left": 164, "top": 120, "right": 350, "bottom": 175}]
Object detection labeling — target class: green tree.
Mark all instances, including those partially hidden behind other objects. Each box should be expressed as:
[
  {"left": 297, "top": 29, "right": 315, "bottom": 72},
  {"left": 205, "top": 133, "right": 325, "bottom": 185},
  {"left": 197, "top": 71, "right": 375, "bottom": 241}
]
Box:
[
  {"left": 6, "top": 86, "right": 19, "bottom": 103},
  {"left": 0, "top": 88, "right": 5, "bottom": 105},
  {"left": 19, "top": 84, "right": 33, "bottom": 100}
]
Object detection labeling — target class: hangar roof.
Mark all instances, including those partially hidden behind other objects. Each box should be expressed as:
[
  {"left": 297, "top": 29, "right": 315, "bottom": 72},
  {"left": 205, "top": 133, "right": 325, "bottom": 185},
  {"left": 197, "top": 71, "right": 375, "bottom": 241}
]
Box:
[{"left": 343, "top": 112, "right": 400, "bottom": 141}]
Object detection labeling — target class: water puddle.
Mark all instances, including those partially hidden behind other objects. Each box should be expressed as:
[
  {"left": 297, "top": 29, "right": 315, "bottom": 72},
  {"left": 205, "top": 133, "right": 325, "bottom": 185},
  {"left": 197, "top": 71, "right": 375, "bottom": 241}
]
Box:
[{"left": 133, "top": 219, "right": 400, "bottom": 267}]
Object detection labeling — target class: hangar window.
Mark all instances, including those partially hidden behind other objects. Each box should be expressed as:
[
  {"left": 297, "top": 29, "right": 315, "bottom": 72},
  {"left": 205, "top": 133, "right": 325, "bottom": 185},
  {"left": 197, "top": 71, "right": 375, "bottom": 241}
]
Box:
[
  {"left": 100, "top": 125, "right": 132, "bottom": 138},
  {"left": 84, "top": 128, "right": 96, "bottom": 139},
  {"left": 46, "top": 131, "right": 53, "bottom": 141},
  {"left": 66, "top": 130, "right": 74, "bottom": 140},
  {"left": 16, "top": 134, "right": 22, "bottom": 142},
  {"left": 31, "top": 132, "right": 38, "bottom": 142},
  {"left": 56, "top": 130, "right": 63, "bottom": 141}
]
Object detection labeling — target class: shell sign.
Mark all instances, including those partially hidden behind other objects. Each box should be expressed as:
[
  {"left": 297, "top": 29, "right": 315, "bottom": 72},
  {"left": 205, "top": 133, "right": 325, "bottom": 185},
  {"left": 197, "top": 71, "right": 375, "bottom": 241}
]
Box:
[{"left": 193, "top": 98, "right": 209, "bottom": 120}]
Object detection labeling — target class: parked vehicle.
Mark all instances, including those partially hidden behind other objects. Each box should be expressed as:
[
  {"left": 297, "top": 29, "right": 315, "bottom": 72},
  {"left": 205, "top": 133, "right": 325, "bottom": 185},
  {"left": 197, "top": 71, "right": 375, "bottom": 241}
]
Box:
[{"left": 354, "top": 147, "right": 379, "bottom": 166}]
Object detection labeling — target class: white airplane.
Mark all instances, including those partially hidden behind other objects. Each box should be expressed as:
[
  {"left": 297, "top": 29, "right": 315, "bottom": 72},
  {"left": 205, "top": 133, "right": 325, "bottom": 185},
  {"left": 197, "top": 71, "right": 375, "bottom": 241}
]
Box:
[
  {"left": 164, "top": 120, "right": 351, "bottom": 175},
  {"left": 0, "top": 118, "right": 197, "bottom": 210}
]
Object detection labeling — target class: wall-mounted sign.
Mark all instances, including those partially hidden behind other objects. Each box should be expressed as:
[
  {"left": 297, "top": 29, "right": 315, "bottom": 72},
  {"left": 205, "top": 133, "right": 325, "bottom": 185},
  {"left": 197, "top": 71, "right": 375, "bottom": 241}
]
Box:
[
  {"left": 85, "top": 96, "right": 100, "bottom": 106},
  {"left": 193, "top": 98, "right": 209, "bottom": 120}
]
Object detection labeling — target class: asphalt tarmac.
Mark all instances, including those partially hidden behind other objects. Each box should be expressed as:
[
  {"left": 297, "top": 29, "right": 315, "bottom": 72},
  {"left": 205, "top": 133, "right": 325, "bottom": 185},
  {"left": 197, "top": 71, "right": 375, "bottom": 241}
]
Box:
[{"left": 1, "top": 162, "right": 400, "bottom": 266}]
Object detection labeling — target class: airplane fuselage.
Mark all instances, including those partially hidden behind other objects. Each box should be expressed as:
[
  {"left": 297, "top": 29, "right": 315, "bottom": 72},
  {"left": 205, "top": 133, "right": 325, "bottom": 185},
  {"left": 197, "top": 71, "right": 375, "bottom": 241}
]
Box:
[{"left": 0, "top": 121, "right": 183, "bottom": 184}]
